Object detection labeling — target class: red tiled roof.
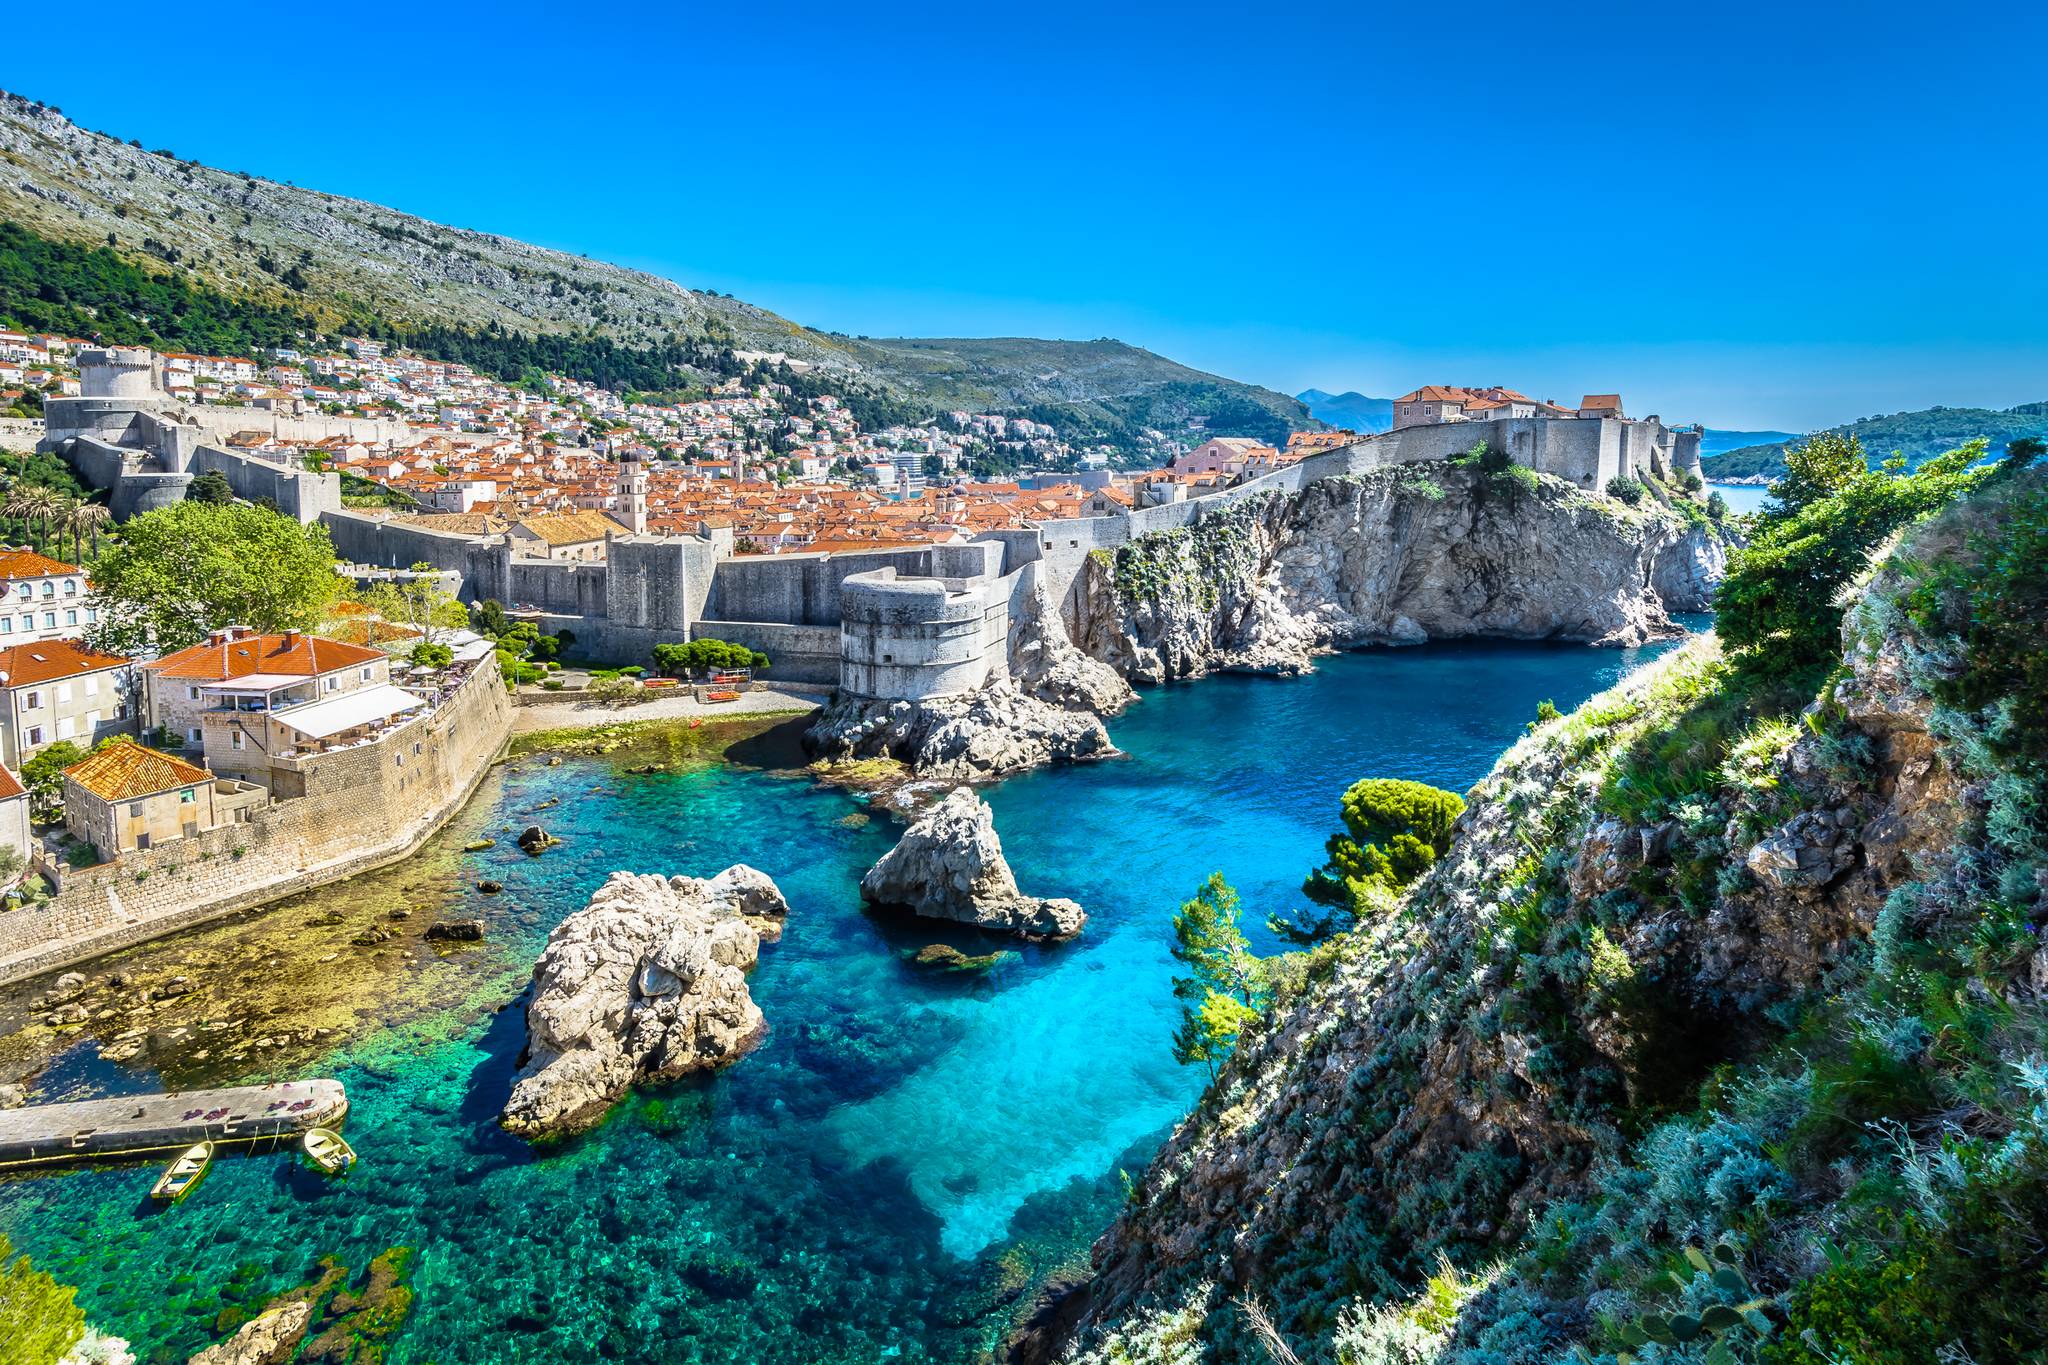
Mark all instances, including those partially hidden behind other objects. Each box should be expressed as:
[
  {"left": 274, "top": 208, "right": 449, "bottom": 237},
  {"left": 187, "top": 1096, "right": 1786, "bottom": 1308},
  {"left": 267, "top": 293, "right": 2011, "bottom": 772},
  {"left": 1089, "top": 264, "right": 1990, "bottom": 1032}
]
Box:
[
  {"left": 0, "top": 765, "right": 24, "bottom": 801},
  {"left": 146, "top": 632, "right": 385, "bottom": 682},
  {"left": 0, "top": 638, "right": 129, "bottom": 686},
  {"left": 0, "top": 549, "right": 81, "bottom": 581}
]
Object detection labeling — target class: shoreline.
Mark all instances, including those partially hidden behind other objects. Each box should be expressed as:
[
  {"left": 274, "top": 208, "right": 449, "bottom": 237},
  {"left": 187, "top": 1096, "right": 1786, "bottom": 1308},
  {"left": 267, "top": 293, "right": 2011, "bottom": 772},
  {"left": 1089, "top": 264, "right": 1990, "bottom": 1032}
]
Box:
[{"left": 508, "top": 682, "right": 829, "bottom": 737}]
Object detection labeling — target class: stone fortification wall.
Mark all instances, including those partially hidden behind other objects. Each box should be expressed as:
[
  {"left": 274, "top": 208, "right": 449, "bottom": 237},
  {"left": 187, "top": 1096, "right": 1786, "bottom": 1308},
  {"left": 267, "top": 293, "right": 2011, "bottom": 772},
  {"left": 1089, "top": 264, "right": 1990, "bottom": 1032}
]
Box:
[
  {"left": 179, "top": 405, "right": 416, "bottom": 447},
  {"left": 691, "top": 620, "right": 844, "bottom": 683},
  {"left": 837, "top": 565, "right": 1015, "bottom": 701},
  {"left": 0, "top": 659, "right": 513, "bottom": 985}
]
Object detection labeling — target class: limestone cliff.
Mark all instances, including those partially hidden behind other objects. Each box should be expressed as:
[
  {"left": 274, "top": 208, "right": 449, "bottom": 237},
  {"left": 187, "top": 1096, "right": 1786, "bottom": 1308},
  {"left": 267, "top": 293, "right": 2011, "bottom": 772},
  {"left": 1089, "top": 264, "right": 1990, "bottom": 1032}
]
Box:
[
  {"left": 1022, "top": 470, "right": 2048, "bottom": 1364},
  {"left": 1075, "top": 466, "right": 1726, "bottom": 682}
]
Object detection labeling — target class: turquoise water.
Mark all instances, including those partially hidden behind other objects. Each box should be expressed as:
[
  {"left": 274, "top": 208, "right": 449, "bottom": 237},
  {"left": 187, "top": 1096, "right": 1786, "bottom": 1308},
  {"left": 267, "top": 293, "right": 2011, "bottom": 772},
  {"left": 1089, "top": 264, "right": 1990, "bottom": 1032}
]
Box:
[
  {"left": 0, "top": 639, "right": 1680, "bottom": 1362},
  {"left": 1707, "top": 481, "right": 1769, "bottom": 515}
]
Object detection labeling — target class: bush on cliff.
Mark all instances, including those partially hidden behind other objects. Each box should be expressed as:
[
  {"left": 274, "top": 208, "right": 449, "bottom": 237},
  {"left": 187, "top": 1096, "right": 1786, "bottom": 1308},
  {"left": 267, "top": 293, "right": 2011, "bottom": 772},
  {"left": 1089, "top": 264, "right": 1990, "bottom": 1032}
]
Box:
[
  {"left": 1717, "top": 438, "right": 2003, "bottom": 671},
  {"left": 1171, "top": 873, "right": 1268, "bottom": 1078},
  {"left": 1281, "top": 778, "right": 1465, "bottom": 941},
  {"left": 0, "top": 1233, "right": 85, "bottom": 1365}
]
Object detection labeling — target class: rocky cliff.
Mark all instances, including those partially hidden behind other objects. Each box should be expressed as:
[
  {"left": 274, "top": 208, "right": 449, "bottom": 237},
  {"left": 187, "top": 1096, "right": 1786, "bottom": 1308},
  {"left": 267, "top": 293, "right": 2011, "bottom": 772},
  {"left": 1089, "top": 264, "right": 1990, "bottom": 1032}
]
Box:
[
  {"left": 1025, "top": 468, "right": 2048, "bottom": 1364},
  {"left": 1076, "top": 466, "right": 1726, "bottom": 682}
]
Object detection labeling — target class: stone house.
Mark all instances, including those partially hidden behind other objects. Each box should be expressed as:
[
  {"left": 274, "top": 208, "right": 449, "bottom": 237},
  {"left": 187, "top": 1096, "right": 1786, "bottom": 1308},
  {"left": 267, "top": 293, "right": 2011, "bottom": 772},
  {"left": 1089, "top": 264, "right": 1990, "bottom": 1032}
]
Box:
[
  {"left": 140, "top": 628, "right": 390, "bottom": 767},
  {"left": 62, "top": 741, "right": 261, "bottom": 858},
  {"left": 0, "top": 638, "right": 136, "bottom": 768},
  {"left": 0, "top": 549, "right": 100, "bottom": 643},
  {"left": 1172, "top": 437, "right": 1274, "bottom": 478}
]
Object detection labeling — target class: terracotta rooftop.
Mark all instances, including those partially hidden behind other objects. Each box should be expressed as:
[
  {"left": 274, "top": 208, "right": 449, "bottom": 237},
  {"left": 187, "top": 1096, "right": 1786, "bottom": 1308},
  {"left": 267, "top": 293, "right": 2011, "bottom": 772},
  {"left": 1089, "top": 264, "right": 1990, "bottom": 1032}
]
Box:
[
  {"left": 0, "top": 549, "right": 82, "bottom": 581},
  {"left": 0, "top": 638, "right": 130, "bottom": 687},
  {"left": 146, "top": 630, "right": 385, "bottom": 683},
  {"left": 512, "top": 509, "right": 627, "bottom": 546},
  {"left": 0, "top": 765, "right": 24, "bottom": 801},
  {"left": 65, "top": 741, "right": 212, "bottom": 803}
]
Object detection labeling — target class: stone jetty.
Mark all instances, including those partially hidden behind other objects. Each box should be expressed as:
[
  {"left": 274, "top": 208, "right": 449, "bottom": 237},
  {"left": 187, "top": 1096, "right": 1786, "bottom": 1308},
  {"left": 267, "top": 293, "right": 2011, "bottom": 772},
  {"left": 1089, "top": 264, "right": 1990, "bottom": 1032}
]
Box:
[{"left": 0, "top": 1078, "right": 347, "bottom": 1166}]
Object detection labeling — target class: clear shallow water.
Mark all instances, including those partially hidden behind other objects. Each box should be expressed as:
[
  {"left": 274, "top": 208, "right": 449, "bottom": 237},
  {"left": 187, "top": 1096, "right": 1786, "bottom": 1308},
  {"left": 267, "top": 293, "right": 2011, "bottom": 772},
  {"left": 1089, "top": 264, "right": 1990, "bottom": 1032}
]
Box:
[
  {"left": 0, "top": 638, "right": 1680, "bottom": 1362},
  {"left": 1708, "top": 481, "right": 1769, "bottom": 515}
]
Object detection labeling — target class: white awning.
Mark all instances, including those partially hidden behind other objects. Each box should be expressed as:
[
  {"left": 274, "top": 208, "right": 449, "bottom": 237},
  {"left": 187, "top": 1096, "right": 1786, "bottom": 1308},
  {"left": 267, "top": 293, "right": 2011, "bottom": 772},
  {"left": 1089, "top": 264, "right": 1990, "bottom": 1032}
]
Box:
[{"left": 270, "top": 684, "right": 426, "bottom": 739}]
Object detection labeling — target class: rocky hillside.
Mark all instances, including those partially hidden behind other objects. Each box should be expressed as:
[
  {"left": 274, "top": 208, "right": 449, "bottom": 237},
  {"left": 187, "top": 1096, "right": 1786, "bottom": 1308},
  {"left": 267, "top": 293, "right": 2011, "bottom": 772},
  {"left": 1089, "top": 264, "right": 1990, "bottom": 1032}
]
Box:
[
  {"left": 0, "top": 89, "right": 1305, "bottom": 436},
  {"left": 1075, "top": 465, "right": 1726, "bottom": 682},
  {"left": 1703, "top": 401, "right": 2048, "bottom": 481},
  {"left": 1020, "top": 459, "right": 2048, "bottom": 1363}
]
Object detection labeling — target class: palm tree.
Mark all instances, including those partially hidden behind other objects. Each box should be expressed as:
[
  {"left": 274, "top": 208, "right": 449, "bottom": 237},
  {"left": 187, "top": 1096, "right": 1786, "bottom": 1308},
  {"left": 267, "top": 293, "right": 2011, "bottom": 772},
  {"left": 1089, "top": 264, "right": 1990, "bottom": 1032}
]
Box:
[
  {"left": 1, "top": 487, "right": 59, "bottom": 555},
  {"left": 70, "top": 503, "right": 113, "bottom": 563}
]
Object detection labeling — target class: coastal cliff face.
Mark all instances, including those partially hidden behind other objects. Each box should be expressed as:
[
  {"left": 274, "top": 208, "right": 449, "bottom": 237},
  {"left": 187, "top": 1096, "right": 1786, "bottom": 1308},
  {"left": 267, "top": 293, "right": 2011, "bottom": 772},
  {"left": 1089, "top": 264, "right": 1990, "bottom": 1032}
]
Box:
[
  {"left": 1075, "top": 467, "right": 1727, "bottom": 682},
  {"left": 1025, "top": 472, "right": 2048, "bottom": 1365}
]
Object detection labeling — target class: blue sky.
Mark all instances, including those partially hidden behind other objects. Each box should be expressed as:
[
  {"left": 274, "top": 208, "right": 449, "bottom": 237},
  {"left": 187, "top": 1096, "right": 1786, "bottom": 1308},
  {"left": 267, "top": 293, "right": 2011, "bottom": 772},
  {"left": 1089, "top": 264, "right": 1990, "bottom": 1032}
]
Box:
[{"left": 6, "top": 0, "right": 2044, "bottom": 429}]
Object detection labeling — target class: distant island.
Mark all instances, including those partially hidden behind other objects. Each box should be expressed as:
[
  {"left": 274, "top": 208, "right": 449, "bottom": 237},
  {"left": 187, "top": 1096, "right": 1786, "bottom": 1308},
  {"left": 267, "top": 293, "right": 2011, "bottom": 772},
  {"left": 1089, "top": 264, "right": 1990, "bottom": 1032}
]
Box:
[{"left": 1703, "top": 400, "right": 2048, "bottom": 480}]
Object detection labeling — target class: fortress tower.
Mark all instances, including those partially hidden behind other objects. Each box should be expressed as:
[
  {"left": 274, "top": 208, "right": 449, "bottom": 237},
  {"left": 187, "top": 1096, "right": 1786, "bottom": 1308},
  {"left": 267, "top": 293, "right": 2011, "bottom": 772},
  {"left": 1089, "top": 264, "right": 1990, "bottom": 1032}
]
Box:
[
  {"left": 616, "top": 449, "right": 648, "bottom": 534},
  {"left": 78, "top": 346, "right": 161, "bottom": 401}
]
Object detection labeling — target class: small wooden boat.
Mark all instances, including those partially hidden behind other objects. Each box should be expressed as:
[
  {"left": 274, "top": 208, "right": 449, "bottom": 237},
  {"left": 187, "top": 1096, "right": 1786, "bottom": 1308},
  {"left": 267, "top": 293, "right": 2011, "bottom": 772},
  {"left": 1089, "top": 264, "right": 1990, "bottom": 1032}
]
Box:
[
  {"left": 150, "top": 1141, "right": 213, "bottom": 1203},
  {"left": 302, "top": 1126, "right": 356, "bottom": 1176},
  {"left": 705, "top": 690, "right": 741, "bottom": 703}
]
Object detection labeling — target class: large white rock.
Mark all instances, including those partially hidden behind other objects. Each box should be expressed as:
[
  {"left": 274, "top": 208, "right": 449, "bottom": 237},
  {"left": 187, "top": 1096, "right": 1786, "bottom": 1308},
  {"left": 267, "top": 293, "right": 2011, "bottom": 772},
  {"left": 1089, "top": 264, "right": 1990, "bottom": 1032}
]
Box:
[
  {"left": 187, "top": 1302, "right": 310, "bottom": 1365},
  {"left": 807, "top": 681, "right": 1118, "bottom": 781},
  {"left": 500, "top": 866, "right": 790, "bottom": 1139},
  {"left": 860, "top": 787, "right": 1085, "bottom": 940}
]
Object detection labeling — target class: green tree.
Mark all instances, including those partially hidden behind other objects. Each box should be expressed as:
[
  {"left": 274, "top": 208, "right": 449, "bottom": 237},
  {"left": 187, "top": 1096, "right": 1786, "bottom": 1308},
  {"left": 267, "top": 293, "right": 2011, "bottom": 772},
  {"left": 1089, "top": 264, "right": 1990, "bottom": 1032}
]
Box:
[
  {"left": 409, "top": 642, "right": 454, "bottom": 670},
  {"left": 1284, "top": 778, "right": 1465, "bottom": 941},
  {"left": 1170, "top": 873, "right": 1267, "bottom": 1079},
  {"left": 19, "top": 741, "right": 86, "bottom": 822},
  {"left": 187, "top": 470, "right": 234, "bottom": 505},
  {"left": 0, "top": 1233, "right": 86, "bottom": 1365},
  {"left": 1719, "top": 439, "right": 2005, "bottom": 671},
  {"left": 1766, "top": 430, "right": 1869, "bottom": 521},
  {"left": 357, "top": 563, "right": 467, "bottom": 646},
  {"left": 651, "top": 639, "right": 771, "bottom": 676},
  {"left": 85, "top": 502, "right": 344, "bottom": 655}
]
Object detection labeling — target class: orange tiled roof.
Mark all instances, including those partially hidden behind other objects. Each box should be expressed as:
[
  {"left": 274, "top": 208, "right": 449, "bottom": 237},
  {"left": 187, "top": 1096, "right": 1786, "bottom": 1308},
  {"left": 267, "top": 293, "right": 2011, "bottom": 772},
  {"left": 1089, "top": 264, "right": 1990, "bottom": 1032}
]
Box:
[
  {"left": 65, "top": 741, "right": 212, "bottom": 802},
  {"left": 146, "top": 632, "right": 385, "bottom": 682},
  {"left": 0, "top": 638, "right": 129, "bottom": 686},
  {"left": 0, "top": 549, "right": 81, "bottom": 581},
  {"left": 0, "top": 764, "right": 23, "bottom": 801}
]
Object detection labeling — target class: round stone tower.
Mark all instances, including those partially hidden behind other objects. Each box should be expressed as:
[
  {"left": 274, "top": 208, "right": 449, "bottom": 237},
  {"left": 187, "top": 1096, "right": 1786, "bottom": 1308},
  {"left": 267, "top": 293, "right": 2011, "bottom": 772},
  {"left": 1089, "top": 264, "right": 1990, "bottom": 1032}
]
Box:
[{"left": 78, "top": 346, "right": 159, "bottom": 400}]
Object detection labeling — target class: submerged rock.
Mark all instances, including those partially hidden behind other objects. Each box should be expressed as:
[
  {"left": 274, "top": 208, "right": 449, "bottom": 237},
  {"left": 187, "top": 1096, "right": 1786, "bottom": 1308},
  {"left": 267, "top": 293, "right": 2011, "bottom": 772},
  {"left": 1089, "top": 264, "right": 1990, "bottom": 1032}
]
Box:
[
  {"left": 476, "top": 880, "right": 504, "bottom": 895},
  {"left": 516, "top": 825, "right": 558, "bottom": 854},
  {"left": 424, "top": 919, "right": 485, "bottom": 943},
  {"left": 908, "top": 943, "right": 1016, "bottom": 972},
  {"left": 187, "top": 1299, "right": 312, "bottom": 1365},
  {"left": 500, "top": 866, "right": 791, "bottom": 1139},
  {"left": 807, "top": 681, "right": 1116, "bottom": 781},
  {"left": 861, "top": 788, "right": 1085, "bottom": 941}
]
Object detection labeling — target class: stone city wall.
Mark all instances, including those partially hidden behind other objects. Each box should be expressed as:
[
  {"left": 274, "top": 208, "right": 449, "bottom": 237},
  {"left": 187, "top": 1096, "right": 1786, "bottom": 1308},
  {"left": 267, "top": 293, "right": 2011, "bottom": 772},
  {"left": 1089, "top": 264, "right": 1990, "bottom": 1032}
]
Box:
[
  {"left": 0, "top": 658, "right": 513, "bottom": 985},
  {"left": 836, "top": 565, "right": 1017, "bottom": 700}
]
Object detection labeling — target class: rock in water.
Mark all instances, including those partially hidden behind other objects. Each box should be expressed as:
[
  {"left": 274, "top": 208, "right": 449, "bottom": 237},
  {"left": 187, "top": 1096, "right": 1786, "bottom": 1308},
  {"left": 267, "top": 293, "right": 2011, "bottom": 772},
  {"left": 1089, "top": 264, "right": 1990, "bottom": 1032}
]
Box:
[
  {"left": 187, "top": 1299, "right": 313, "bottom": 1365},
  {"left": 807, "top": 681, "right": 1117, "bottom": 781},
  {"left": 424, "top": 919, "right": 486, "bottom": 942},
  {"left": 861, "top": 788, "right": 1085, "bottom": 940},
  {"left": 516, "top": 825, "right": 558, "bottom": 854},
  {"left": 501, "top": 866, "right": 790, "bottom": 1139}
]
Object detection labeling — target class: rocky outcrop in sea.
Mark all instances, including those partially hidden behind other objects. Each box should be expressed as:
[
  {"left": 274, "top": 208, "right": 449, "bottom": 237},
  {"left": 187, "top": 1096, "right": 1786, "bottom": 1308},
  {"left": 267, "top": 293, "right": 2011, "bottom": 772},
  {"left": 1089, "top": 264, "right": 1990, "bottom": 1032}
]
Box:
[
  {"left": 805, "top": 681, "right": 1117, "bottom": 781},
  {"left": 861, "top": 787, "right": 1085, "bottom": 940},
  {"left": 500, "top": 866, "right": 790, "bottom": 1139},
  {"left": 1074, "top": 465, "right": 1728, "bottom": 682}
]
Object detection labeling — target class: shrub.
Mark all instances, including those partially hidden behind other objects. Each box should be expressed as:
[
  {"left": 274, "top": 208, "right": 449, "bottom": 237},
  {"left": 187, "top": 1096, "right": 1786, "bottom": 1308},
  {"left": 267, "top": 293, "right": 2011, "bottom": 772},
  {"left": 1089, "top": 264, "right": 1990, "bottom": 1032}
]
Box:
[
  {"left": 0, "top": 1233, "right": 85, "bottom": 1363},
  {"left": 1718, "top": 439, "right": 2002, "bottom": 671},
  {"left": 1285, "top": 778, "right": 1466, "bottom": 940},
  {"left": 64, "top": 843, "right": 98, "bottom": 869},
  {"left": 541, "top": 679, "right": 564, "bottom": 692},
  {"left": 1605, "top": 477, "right": 1647, "bottom": 505},
  {"left": 1706, "top": 491, "right": 1730, "bottom": 521},
  {"left": 408, "top": 642, "right": 453, "bottom": 670},
  {"left": 651, "top": 639, "right": 771, "bottom": 676}
]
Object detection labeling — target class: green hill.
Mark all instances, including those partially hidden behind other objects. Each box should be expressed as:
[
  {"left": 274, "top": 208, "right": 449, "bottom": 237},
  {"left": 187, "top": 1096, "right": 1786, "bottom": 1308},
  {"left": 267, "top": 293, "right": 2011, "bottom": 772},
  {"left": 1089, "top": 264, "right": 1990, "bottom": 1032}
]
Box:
[{"left": 1704, "top": 402, "right": 2048, "bottom": 479}]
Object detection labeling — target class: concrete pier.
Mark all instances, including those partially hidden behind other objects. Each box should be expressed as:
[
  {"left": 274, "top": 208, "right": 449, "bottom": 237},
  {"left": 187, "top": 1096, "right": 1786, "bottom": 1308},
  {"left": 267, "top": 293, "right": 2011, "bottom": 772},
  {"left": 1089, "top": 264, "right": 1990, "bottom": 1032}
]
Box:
[{"left": 0, "top": 1078, "right": 347, "bottom": 1167}]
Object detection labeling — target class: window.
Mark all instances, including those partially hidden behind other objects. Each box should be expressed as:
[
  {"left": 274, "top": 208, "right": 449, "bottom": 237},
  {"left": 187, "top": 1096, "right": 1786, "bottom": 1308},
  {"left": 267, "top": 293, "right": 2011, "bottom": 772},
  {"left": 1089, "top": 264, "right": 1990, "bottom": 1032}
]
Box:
[
  {"left": 65, "top": 610, "right": 77, "bottom": 626},
  {"left": 82, "top": 676, "right": 96, "bottom": 697},
  {"left": 41, "top": 612, "right": 53, "bottom": 629},
  {"left": 13, "top": 584, "right": 25, "bottom": 600},
  {"left": 24, "top": 726, "right": 41, "bottom": 746},
  {"left": 186, "top": 727, "right": 201, "bottom": 744},
  {"left": 63, "top": 579, "right": 77, "bottom": 596},
  {"left": 55, "top": 717, "right": 73, "bottom": 739},
  {"left": 55, "top": 683, "right": 70, "bottom": 705},
  {"left": 324, "top": 676, "right": 338, "bottom": 693},
  {"left": 186, "top": 686, "right": 199, "bottom": 701},
  {"left": 0, "top": 618, "right": 10, "bottom": 634},
  {"left": 360, "top": 667, "right": 373, "bottom": 682},
  {"left": 39, "top": 583, "right": 51, "bottom": 598},
  {"left": 128, "top": 801, "right": 143, "bottom": 817},
  {"left": 86, "top": 609, "right": 96, "bottom": 624},
  {"left": 22, "top": 691, "right": 39, "bottom": 710},
  {"left": 179, "top": 788, "right": 194, "bottom": 804},
  {"left": 231, "top": 730, "right": 245, "bottom": 750},
  {"left": 136, "top": 831, "right": 150, "bottom": 850}
]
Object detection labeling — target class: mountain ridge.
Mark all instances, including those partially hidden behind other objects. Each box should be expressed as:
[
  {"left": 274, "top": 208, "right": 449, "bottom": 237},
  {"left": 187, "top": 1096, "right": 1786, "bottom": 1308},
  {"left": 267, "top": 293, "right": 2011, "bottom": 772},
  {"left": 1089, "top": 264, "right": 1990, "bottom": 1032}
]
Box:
[
  {"left": 1703, "top": 401, "right": 2048, "bottom": 479},
  {"left": 0, "top": 88, "right": 1308, "bottom": 448}
]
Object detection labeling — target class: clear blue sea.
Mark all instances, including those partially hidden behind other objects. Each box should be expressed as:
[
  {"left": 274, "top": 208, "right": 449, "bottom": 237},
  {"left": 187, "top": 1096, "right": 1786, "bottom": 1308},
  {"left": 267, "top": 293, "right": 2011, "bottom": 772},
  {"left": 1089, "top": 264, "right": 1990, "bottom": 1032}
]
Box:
[
  {"left": 0, "top": 638, "right": 1683, "bottom": 1362},
  {"left": 1707, "top": 482, "right": 1769, "bottom": 516}
]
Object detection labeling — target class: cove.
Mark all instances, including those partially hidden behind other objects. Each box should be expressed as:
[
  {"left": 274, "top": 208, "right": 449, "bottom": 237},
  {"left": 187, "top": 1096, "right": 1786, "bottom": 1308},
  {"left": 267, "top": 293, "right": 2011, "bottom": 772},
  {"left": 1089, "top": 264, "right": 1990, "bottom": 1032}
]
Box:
[{"left": 0, "top": 635, "right": 1684, "bottom": 1363}]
